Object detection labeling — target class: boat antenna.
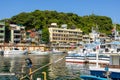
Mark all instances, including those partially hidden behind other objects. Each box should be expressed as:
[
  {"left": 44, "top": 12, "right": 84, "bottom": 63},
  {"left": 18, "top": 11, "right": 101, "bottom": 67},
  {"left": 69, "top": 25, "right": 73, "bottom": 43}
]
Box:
[{"left": 113, "top": 24, "right": 117, "bottom": 40}]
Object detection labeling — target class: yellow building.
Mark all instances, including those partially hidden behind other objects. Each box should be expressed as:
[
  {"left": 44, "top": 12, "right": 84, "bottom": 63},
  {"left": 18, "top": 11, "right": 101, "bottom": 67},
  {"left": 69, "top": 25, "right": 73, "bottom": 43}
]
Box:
[
  {"left": 48, "top": 24, "right": 83, "bottom": 51},
  {"left": 0, "top": 22, "right": 5, "bottom": 44}
]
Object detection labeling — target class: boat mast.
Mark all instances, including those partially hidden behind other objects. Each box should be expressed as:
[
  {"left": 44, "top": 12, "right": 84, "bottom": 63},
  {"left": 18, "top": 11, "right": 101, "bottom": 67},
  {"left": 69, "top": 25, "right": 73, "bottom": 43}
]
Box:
[
  {"left": 114, "top": 24, "right": 117, "bottom": 40},
  {"left": 95, "top": 24, "right": 99, "bottom": 68}
]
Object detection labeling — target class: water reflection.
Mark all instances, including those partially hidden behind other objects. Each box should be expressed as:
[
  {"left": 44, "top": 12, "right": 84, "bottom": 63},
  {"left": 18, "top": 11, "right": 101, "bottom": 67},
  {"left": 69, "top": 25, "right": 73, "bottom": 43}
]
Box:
[
  {"left": 0, "top": 53, "right": 82, "bottom": 80},
  {"left": 49, "top": 53, "right": 68, "bottom": 79},
  {"left": 0, "top": 55, "right": 49, "bottom": 80}
]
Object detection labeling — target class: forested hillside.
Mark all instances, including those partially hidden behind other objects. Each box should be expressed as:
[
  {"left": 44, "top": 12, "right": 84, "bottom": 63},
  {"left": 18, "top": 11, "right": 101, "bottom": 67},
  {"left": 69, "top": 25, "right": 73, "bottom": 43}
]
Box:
[{"left": 3, "top": 10, "right": 120, "bottom": 35}]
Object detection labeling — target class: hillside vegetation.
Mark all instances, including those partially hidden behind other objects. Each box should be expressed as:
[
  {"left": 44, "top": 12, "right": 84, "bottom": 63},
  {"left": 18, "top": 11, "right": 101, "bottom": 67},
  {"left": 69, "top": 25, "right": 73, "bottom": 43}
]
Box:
[{"left": 3, "top": 10, "right": 120, "bottom": 35}]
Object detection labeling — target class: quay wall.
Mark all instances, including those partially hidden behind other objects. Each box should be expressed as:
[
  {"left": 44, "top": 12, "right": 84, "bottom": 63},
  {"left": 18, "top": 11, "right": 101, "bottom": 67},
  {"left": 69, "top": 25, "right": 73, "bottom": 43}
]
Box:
[{"left": 0, "top": 44, "right": 46, "bottom": 52}]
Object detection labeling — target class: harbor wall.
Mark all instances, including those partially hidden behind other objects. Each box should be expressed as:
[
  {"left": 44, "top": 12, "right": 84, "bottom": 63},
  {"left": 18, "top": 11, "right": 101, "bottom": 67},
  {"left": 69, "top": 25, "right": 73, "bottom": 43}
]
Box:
[{"left": 0, "top": 44, "right": 46, "bottom": 52}]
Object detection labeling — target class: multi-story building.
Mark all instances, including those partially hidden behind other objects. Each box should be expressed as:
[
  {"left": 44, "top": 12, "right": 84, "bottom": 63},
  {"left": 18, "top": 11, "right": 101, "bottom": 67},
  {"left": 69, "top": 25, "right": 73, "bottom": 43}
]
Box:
[
  {"left": 26, "top": 29, "right": 42, "bottom": 45},
  {"left": 10, "top": 24, "right": 26, "bottom": 44},
  {"left": 49, "top": 23, "right": 83, "bottom": 51},
  {"left": 82, "top": 34, "right": 90, "bottom": 43},
  {"left": 0, "top": 22, "right": 5, "bottom": 44}
]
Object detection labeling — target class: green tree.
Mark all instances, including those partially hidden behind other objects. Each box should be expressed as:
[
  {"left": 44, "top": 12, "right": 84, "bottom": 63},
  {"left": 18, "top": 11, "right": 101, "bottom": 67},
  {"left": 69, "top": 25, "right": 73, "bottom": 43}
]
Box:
[
  {"left": 1, "top": 10, "right": 116, "bottom": 36},
  {"left": 41, "top": 28, "right": 49, "bottom": 44}
]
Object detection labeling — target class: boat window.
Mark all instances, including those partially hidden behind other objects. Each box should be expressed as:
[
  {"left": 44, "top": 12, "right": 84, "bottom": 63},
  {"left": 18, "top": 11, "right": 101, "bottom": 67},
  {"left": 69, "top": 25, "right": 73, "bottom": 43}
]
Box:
[
  {"left": 93, "top": 48, "right": 96, "bottom": 51},
  {"left": 107, "top": 44, "right": 111, "bottom": 48},
  {"left": 100, "top": 45, "right": 105, "bottom": 49},
  {"left": 105, "top": 48, "right": 109, "bottom": 52},
  {"left": 117, "top": 48, "right": 120, "bottom": 52},
  {"left": 14, "top": 48, "right": 19, "bottom": 50}
]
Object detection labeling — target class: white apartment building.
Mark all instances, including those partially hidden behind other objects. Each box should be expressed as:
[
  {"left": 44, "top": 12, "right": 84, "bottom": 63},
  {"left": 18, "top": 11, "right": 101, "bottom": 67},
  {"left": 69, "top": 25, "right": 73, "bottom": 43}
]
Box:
[
  {"left": 0, "top": 22, "right": 5, "bottom": 44},
  {"left": 49, "top": 24, "right": 83, "bottom": 51},
  {"left": 10, "top": 24, "right": 26, "bottom": 44},
  {"left": 82, "top": 34, "right": 90, "bottom": 43}
]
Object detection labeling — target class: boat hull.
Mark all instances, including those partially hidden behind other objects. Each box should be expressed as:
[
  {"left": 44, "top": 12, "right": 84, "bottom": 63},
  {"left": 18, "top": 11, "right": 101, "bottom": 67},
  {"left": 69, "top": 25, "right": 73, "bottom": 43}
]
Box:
[{"left": 90, "top": 70, "right": 120, "bottom": 79}]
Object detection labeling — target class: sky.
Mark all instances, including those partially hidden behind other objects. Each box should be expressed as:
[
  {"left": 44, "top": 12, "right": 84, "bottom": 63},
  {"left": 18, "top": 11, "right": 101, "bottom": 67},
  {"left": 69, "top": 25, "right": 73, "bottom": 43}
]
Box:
[{"left": 0, "top": 0, "right": 120, "bottom": 24}]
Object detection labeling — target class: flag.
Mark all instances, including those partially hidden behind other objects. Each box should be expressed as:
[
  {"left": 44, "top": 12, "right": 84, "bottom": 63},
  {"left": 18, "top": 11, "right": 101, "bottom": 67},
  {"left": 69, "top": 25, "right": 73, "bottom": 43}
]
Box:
[{"left": 96, "top": 46, "right": 99, "bottom": 49}]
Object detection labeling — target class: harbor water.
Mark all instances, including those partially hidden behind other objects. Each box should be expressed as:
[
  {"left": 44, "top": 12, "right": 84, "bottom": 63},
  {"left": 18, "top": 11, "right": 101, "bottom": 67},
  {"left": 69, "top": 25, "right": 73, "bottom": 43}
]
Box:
[{"left": 0, "top": 53, "right": 84, "bottom": 80}]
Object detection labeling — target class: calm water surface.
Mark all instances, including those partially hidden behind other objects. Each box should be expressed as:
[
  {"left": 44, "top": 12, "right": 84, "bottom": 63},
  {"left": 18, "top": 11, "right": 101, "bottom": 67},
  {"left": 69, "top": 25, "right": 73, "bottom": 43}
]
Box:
[{"left": 0, "top": 54, "right": 82, "bottom": 80}]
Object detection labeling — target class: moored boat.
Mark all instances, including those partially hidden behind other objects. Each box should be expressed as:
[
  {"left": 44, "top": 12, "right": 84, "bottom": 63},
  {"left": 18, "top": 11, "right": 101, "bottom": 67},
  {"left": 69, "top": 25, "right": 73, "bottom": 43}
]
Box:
[
  {"left": 4, "top": 47, "right": 28, "bottom": 57},
  {"left": 30, "top": 49, "right": 49, "bottom": 55},
  {"left": 80, "top": 75, "right": 107, "bottom": 80}
]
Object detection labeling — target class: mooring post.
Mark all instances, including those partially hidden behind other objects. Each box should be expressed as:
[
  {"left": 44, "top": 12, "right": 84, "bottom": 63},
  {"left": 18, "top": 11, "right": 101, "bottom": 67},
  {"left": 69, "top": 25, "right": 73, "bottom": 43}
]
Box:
[
  {"left": 29, "top": 68, "right": 33, "bottom": 80},
  {"left": 42, "top": 72, "right": 47, "bottom": 80}
]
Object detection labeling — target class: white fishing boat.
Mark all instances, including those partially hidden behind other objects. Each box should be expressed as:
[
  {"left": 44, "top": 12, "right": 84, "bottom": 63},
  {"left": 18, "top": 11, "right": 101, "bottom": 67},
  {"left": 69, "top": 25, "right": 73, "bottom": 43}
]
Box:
[
  {"left": 30, "top": 49, "right": 49, "bottom": 55},
  {"left": 4, "top": 47, "right": 28, "bottom": 57},
  {"left": 80, "top": 75, "right": 107, "bottom": 80},
  {"left": 88, "top": 25, "right": 120, "bottom": 80},
  {"left": 66, "top": 40, "right": 110, "bottom": 65},
  {"left": 50, "top": 48, "right": 65, "bottom": 54},
  {"left": 89, "top": 52, "right": 120, "bottom": 80},
  {"left": 66, "top": 26, "right": 110, "bottom": 66}
]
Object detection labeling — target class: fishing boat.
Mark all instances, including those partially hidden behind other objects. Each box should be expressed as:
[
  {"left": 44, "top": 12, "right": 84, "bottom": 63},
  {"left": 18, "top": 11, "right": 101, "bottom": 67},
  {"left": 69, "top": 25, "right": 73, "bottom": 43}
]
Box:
[
  {"left": 66, "top": 41, "right": 120, "bottom": 79},
  {"left": 30, "top": 49, "right": 49, "bottom": 55},
  {"left": 88, "top": 25, "right": 120, "bottom": 79},
  {"left": 81, "top": 40, "right": 120, "bottom": 80},
  {"left": 66, "top": 39, "right": 110, "bottom": 66},
  {"left": 80, "top": 75, "right": 107, "bottom": 80},
  {"left": 4, "top": 47, "right": 28, "bottom": 57},
  {"left": 90, "top": 67, "right": 120, "bottom": 80},
  {"left": 65, "top": 26, "right": 110, "bottom": 65},
  {"left": 66, "top": 53, "right": 109, "bottom": 65},
  {"left": 89, "top": 42, "right": 120, "bottom": 80},
  {"left": 50, "top": 48, "right": 65, "bottom": 54}
]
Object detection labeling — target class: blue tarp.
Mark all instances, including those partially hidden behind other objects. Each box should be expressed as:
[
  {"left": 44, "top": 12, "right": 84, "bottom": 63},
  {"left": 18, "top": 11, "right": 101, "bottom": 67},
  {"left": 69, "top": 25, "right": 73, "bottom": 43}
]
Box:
[
  {"left": 108, "top": 41, "right": 120, "bottom": 45},
  {"left": 85, "top": 42, "right": 100, "bottom": 49}
]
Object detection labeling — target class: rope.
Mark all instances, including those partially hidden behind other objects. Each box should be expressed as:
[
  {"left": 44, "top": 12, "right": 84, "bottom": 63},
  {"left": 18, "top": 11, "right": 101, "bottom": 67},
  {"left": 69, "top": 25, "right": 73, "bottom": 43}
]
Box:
[{"left": 20, "top": 55, "right": 65, "bottom": 80}]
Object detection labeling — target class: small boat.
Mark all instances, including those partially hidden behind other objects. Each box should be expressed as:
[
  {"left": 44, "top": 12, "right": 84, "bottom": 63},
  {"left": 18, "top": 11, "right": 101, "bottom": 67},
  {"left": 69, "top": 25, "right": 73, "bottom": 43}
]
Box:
[
  {"left": 66, "top": 55, "right": 109, "bottom": 65},
  {"left": 80, "top": 75, "right": 107, "bottom": 80},
  {"left": 66, "top": 37, "right": 110, "bottom": 66},
  {"left": 66, "top": 47, "right": 109, "bottom": 65},
  {"left": 50, "top": 48, "right": 65, "bottom": 54},
  {"left": 4, "top": 47, "right": 28, "bottom": 57},
  {"left": 30, "top": 49, "right": 49, "bottom": 55}
]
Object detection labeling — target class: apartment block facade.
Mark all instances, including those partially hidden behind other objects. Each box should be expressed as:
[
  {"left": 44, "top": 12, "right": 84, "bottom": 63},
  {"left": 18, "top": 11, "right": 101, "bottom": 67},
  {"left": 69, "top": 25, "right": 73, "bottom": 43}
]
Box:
[
  {"left": 0, "top": 22, "right": 5, "bottom": 44},
  {"left": 10, "top": 24, "right": 26, "bottom": 44},
  {"left": 49, "top": 25, "right": 83, "bottom": 51}
]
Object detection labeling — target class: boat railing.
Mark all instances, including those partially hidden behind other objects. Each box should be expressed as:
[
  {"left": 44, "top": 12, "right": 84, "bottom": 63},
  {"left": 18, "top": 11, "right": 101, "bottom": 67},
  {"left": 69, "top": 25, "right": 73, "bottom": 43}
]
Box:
[{"left": 100, "top": 64, "right": 120, "bottom": 69}]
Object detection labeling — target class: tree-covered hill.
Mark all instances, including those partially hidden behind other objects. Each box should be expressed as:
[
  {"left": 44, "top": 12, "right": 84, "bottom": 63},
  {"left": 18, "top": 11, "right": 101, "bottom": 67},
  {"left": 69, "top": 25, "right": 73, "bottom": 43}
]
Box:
[{"left": 3, "top": 10, "right": 120, "bottom": 35}]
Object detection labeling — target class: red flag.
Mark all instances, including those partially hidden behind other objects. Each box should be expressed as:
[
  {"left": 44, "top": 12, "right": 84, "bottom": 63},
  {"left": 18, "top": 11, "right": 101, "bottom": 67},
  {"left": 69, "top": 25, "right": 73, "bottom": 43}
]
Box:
[{"left": 96, "top": 46, "right": 99, "bottom": 49}]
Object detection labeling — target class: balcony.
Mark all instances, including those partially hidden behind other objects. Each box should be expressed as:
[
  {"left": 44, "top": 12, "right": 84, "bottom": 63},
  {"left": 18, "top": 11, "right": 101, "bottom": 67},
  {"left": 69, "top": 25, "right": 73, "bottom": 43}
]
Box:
[
  {"left": 0, "top": 38, "right": 4, "bottom": 41},
  {"left": 0, "top": 28, "right": 5, "bottom": 30},
  {"left": 14, "top": 38, "right": 21, "bottom": 41},
  {"left": 14, "top": 33, "right": 21, "bottom": 35},
  {"left": 0, "top": 33, "right": 4, "bottom": 36}
]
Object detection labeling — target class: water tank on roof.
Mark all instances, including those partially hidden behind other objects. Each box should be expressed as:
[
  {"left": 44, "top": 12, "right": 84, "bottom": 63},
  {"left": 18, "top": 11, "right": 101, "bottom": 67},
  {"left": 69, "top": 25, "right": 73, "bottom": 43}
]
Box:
[
  {"left": 61, "top": 24, "right": 67, "bottom": 29},
  {"left": 51, "top": 23, "right": 57, "bottom": 26}
]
